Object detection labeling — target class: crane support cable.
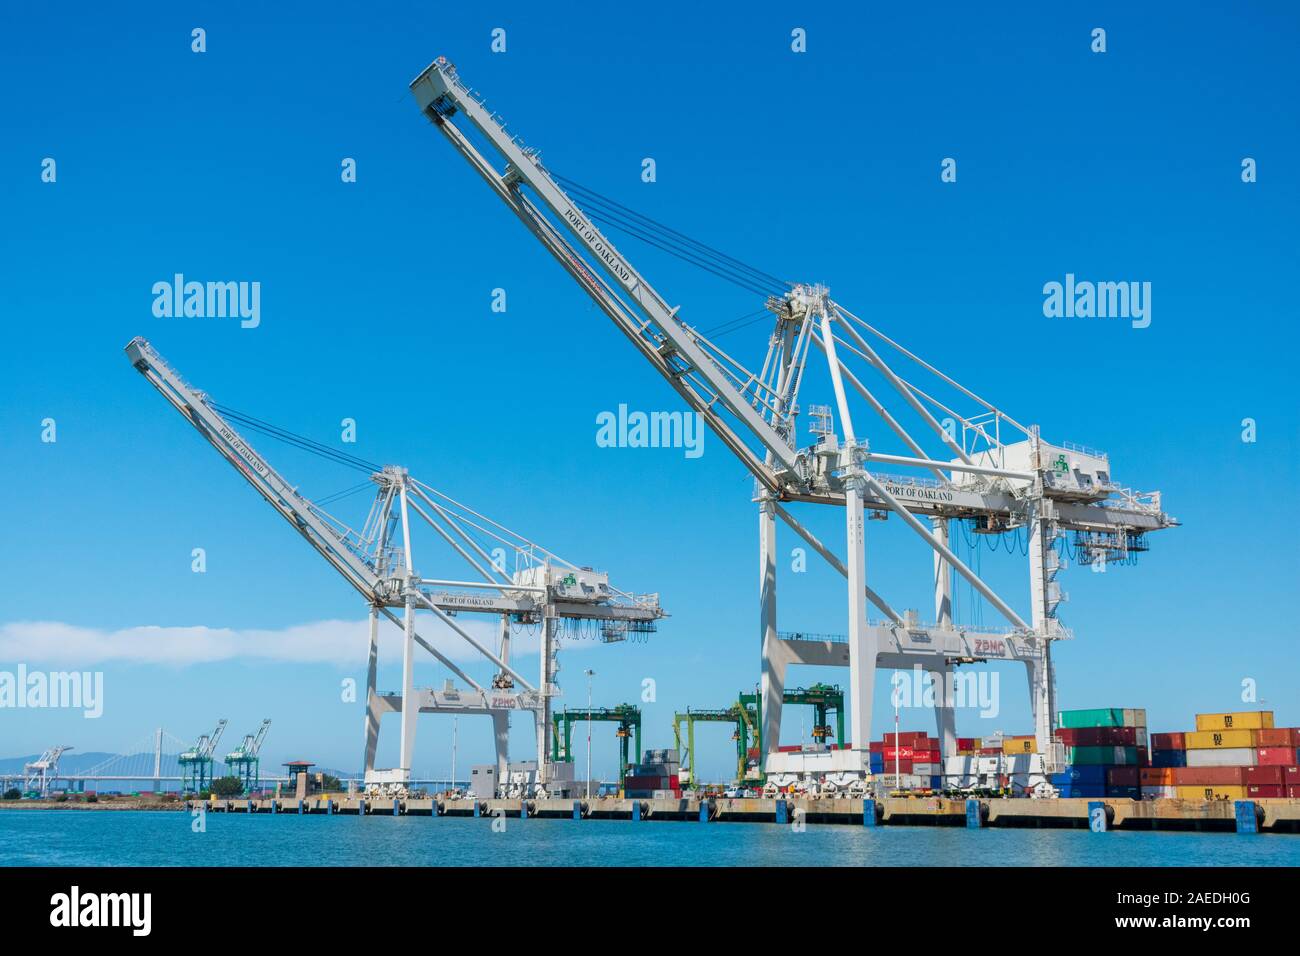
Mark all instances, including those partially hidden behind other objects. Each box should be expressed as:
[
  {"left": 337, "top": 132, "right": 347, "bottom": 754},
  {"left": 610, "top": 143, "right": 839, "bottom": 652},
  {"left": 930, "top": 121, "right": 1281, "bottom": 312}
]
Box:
[
  {"left": 578, "top": 205, "right": 778, "bottom": 297},
  {"left": 834, "top": 305, "right": 1032, "bottom": 437},
  {"left": 555, "top": 174, "right": 790, "bottom": 291},
  {"left": 211, "top": 403, "right": 382, "bottom": 474}
]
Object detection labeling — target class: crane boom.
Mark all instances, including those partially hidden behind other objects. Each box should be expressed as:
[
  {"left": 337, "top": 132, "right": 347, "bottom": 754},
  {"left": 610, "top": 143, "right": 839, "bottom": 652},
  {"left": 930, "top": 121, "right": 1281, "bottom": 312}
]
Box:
[
  {"left": 126, "top": 337, "right": 387, "bottom": 603},
  {"left": 410, "top": 59, "right": 802, "bottom": 494}
]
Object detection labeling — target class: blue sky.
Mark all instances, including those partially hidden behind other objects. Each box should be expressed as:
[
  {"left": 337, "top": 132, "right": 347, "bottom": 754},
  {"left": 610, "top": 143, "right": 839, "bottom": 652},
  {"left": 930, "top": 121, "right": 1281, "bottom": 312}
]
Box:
[{"left": 2, "top": 2, "right": 1297, "bottom": 782}]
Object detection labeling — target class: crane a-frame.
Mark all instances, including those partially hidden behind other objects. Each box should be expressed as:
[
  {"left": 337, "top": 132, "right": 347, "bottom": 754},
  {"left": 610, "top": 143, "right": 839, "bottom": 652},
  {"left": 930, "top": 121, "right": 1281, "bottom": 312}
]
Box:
[
  {"left": 410, "top": 56, "right": 1178, "bottom": 781},
  {"left": 126, "top": 337, "right": 664, "bottom": 795}
]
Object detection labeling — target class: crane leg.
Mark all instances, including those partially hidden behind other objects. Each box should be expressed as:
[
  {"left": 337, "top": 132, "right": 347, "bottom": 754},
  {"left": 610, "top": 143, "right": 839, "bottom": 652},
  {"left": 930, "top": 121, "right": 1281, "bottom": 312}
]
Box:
[
  {"left": 759, "top": 500, "right": 783, "bottom": 758},
  {"left": 363, "top": 606, "right": 381, "bottom": 776},
  {"left": 491, "top": 710, "right": 509, "bottom": 786},
  {"left": 398, "top": 595, "right": 418, "bottom": 780},
  {"left": 845, "top": 477, "right": 875, "bottom": 763},
  {"left": 931, "top": 662, "right": 958, "bottom": 763}
]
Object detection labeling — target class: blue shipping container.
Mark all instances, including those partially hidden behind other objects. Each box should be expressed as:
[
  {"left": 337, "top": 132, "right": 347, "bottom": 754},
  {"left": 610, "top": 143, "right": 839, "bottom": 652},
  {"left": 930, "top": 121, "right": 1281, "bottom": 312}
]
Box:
[
  {"left": 1051, "top": 765, "right": 1108, "bottom": 786},
  {"left": 930, "top": 776, "right": 942, "bottom": 790},
  {"left": 1150, "top": 750, "right": 1187, "bottom": 768},
  {"left": 1105, "top": 785, "right": 1140, "bottom": 799},
  {"left": 1056, "top": 783, "right": 1106, "bottom": 798}
]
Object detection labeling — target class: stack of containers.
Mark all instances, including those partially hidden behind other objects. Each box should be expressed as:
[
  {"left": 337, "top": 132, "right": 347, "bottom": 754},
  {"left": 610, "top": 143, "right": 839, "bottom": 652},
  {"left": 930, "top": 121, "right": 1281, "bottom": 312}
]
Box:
[
  {"left": 1051, "top": 708, "right": 1148, "bottom": 799},
  {"left": 869, "top": 731, "right": 941, "bottom": 790},
  {"left": 622, "top": 749, "right": 681, "bottom": 799},
  {"left": 1164, "top": 711, "right": 1299, "bottom": 801}
]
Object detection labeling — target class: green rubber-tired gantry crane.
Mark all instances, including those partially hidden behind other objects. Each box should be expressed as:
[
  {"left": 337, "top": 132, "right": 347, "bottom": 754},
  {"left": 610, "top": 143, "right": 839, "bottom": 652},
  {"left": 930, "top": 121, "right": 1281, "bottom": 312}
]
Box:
[
  {"left": 674, "top": 684, "right": 846, "bottom": 787},
  {"left": 552, "top": 704, "right": 642, "bottom": 785}
]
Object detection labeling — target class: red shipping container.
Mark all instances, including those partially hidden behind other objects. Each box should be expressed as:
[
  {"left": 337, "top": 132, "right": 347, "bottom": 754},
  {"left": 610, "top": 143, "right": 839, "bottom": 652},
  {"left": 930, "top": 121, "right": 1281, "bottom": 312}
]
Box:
[
  {"left": 1254, "top": 728, "right": 1293, "bottom": 748},
  {"left": 1172, "top": 766, "right": 1247, "bottom": 786},
  {"left": 881, "top": 747, "right": 915, "bottom": 760},
  {"left": 1150, "top": 732, "right": 1185, "bottom": 750},
  {"left": 1107, "top": 766, "right": 1139, "bottom": 786},
  {"left": 1137, "top": 746, "right": 1149, "bottom": 767},
  {"left": 910, "top": 749, "right": 939, "bottom": 763},
  {"left": 869, "top": 742, "right": 884, "bottom": 753},
  {"left": 957, "top": 737, "right": 977, "bottom": 750},
  {"left": 778, "top": 745, "right": 801, "bottom": 753},
  {"left": 1244, "top": 765, "right": 1283, "bottom": 786},
  {"left": 1255, "top": 747, "right": 1294, "bottom": 766},
  {"left": 1057, "top": 726, "right": 1137, "bottom": 746},
  {"left": 977, "top": 748, "right": 1001, "bottom": 756},
  {"left": 1247, "top": 784, "right": 1284, "bottom": 798},
  {"left": 1283, "top": 766, "right": 1300, "bottom": 784}
]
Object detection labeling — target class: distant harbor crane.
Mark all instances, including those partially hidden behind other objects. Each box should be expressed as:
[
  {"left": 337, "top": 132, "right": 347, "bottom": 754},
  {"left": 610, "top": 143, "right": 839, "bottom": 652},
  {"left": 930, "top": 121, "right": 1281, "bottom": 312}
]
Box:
[
  {"left": 178, "top": 720, "right": 227, "bottom": 794},
  {"left": 225, "top": 719, "right": 271, "bottom": 793},
  {"left": 23, "top": 746, "right": 73, "bottom": 797}
]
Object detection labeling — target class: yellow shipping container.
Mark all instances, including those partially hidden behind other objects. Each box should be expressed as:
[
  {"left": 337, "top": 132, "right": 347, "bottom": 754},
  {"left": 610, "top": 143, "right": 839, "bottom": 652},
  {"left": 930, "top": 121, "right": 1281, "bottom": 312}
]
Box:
[
  {"left": 1002, "top": 736, "right": 1037, "bottom": 755},
  {"left": 1194, "top": 711, "right": 1274, "bottom": 732},
  {"left": 1175, "top": 785, "right": 1247, "bottom": 801},
  {"left": 1184, "top": 728, "right": 1257, "bottom": 749}
]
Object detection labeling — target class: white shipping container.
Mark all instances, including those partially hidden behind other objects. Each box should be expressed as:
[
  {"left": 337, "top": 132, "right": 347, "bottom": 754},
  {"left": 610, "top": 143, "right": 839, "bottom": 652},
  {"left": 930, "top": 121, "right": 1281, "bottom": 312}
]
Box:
[
  {"left": 1185, "top": 747, "right": 1254, "bottom": 768},
  {"left": 912, "top": 763, "right": 938, "bottom": 775},
  {"left": 1123, "top": 708, "right": 1148, "bottom": 728},
  {"left": 1144, "top": 785, "right": 1177, "bottom": 799}
]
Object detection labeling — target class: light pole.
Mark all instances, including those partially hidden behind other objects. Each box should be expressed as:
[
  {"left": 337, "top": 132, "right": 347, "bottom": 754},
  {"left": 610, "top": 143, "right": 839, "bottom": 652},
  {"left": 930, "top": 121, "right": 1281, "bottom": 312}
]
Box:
[{"left": 584, "top": 669, "right": 595, "bottom": 799}]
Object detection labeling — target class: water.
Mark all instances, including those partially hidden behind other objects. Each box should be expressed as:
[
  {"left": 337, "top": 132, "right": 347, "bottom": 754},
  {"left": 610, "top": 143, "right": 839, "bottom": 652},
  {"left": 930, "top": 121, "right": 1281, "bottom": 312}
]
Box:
[{"left": 3, "top": 810, "right": 1300, "bottom": 866}]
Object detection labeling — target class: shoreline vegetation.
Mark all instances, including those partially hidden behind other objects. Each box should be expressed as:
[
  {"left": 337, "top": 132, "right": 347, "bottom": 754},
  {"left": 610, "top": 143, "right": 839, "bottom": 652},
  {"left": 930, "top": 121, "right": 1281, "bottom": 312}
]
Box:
[{"left": 0, "top": 799, "right": 184, "bottom": 812}]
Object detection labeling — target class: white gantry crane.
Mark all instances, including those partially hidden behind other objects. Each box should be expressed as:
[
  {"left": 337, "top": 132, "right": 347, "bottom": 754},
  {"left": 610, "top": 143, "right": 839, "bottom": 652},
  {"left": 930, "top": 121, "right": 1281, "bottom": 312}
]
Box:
[
  {"left": 126, "top": 337, "right": 663, "bottom": 796},
  {"left": 23, "top": 746, "right": 73, "bottom": 797},
  {"left": 410, "top": 56, "right": 1178, "bottom": 782}
]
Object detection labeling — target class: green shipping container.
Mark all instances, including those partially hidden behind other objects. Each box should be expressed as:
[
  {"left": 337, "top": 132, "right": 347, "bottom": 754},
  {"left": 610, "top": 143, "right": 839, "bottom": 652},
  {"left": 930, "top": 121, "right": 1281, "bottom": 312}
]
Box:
[
  {"left": 1066, "top": 745, "right": 1139, "bottom": 765},
  {"left": 1058, "top": 708, "right": 1126, "bottom": 729}
]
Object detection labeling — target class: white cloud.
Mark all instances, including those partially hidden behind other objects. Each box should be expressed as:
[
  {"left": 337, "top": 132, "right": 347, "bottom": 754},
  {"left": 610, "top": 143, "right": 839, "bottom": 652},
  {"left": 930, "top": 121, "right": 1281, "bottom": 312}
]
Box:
[{"left": 0, "top": 615, "right": 541, "bottom": 668}]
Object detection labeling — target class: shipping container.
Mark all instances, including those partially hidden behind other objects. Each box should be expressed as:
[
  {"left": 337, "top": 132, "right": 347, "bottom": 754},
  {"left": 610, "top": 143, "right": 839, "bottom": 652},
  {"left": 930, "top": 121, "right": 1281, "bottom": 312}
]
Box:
[
  {"left": 1002, "top": 736, "right": 1037, "bottom": 755},
  {"left": 1143, "top": 785, "right": 1177, "bottom": 799},
  {"left": 1058, "top": 708, "right": 1126, "bottom": 729},
  {"left": 1066, "top": 745, "right": 1137, "bottom": 765},
  {"left": 1171, "top": 766, "right": 1247, "bottom": 786},
  {"left": 1255, "top": 747, "right": 1295, "bottom": 766},
  {"left": 1243, "top": 766, "right": 1283, "bottom": 786},
  {"left": 1246, "top": 784, "right": 1284, "bottom": 798},
  {"left": 1139, "top": 767, "right": 1174, "bottom": 786},
  {"left": 1107, "top": 766, "right": 1139, "bottom": 786},
  {"left": 1106, "top": 785, "right": 1140, "bottom": 800},
  {"left": 1056, "top": 726, "right": 1139, "bottom": 747},
  {"left": 1194, "top": 711, "right": 1274, "bottom": 732},
  {"left": 1055, "top": 783, "right": 1106, "bottom": 798},
  {"left": 1253, "top": 728, "right": 1294, "bottom": 748},
  {"left": 956, "top": 737, "right": 981, "bottom": 750},
  {"left": 1175, "top": 784, "right": 1247, "bottom": 801},
  {"left": 1150, "top": 749, "right": 1187, "bottom": 768},
  {"left": 1184, "top": 747, "right": 1254, "bottom": 768},
  {"left": 1150, "top": 732, "right": 1185, "bottom": 751},
  {"left": 1284, "top": 767, "right": 1300, "bottom": 784},
  {"left": 1051, "top": 765, "right": 1107, "bottom": 785},
  {"left": 1184, "top": 729, "right": 1256, "bottom": 750}
]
